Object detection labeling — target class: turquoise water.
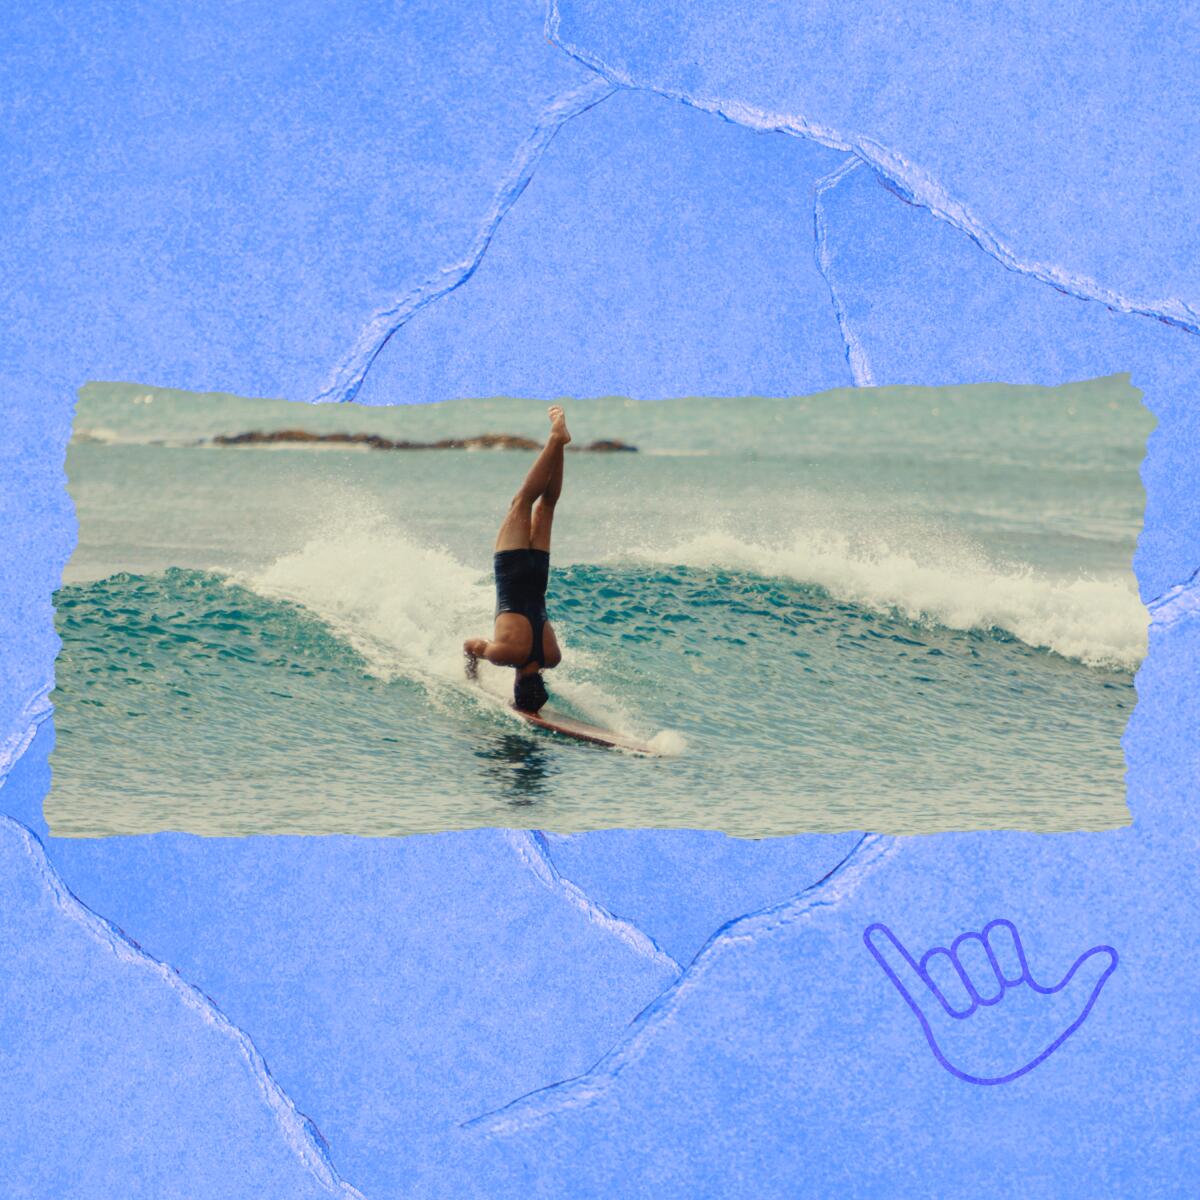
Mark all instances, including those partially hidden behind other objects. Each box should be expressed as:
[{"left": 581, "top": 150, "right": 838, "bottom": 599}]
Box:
[{"left": 51, "top": 378, "right": 1148, "bottom": 836}]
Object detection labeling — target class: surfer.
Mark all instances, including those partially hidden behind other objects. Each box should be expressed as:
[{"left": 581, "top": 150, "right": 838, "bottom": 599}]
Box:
[{"left": 463, "top": 405, "right": 568, "bottom": 714}]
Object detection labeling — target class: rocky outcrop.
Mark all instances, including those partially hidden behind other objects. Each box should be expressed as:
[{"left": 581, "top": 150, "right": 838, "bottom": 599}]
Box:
[
  {"left": 578, "top": 438, "right": 637, "bottom": 453},
  {"left": 211, "top": 430, "right": 637, "bottom": 452}
]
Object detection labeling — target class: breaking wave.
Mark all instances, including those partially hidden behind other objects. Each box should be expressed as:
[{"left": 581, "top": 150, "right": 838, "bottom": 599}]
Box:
[{"left": 630, "top": 530, "right": 1145, "bottom": 670}]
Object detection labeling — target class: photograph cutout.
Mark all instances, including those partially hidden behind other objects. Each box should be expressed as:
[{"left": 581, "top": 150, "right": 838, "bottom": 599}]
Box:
[{"left": 52, "top": 376, "right": 1147, "bottom": 836}]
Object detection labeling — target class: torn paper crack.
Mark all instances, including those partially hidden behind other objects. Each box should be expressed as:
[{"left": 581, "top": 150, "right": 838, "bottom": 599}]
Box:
[
  {"left": 508, "top": 830, "right": 682, "bottom": 973},
  {"left": 314, "top": 76, "right": 617, "bottom": 406},
  {"left": 466, "top": 833, "right": 891, "bottom": 1135},
  {"left": 813, "top": 157, "right": 874, "bottom": 386},
  {"left": 0, "top": 685, "right": 52, "bottom": 793},
  {"left": 546, "top": 1, "right": 1200, "bottom": 342},
  {"left": 1148, "top": 566, "right": 1200, "bottom": 631},
  {"left": 0, "top": 817, "right": 365, "bottom": 1200}
]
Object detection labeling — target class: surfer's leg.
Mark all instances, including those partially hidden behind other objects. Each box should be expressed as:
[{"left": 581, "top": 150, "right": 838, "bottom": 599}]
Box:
[
  {"left": 494, "top": 496, "right": 533, "bottom": 552},
  {"left": 530, "top": 497, "right": 555, "bottom": 552},
  {"left": 530, "top": 411, "right": 566, "bottom": 552},
  {"left": 530, "top": 458, "right": 562, "bottom": 551},
  {"left": 495, "top": 406, "right": 570, "bottom": 551}
]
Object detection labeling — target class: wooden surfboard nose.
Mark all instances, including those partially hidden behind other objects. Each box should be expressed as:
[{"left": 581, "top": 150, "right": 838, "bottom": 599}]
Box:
[
  {"left": 513, "top": 706, "right": 660, "bottom": 756},
  {"left": 466, "top": 659, "right": 661, "bottom": 755}
]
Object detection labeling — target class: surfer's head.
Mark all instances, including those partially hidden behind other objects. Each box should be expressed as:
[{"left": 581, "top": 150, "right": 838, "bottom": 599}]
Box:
[{"left": 513, "top": 671, "right": 548, "bottom": 714}]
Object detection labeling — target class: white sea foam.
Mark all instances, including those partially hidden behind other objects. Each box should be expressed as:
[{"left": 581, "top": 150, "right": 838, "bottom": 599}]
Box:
[
  {"left": 647, "top": 729, "right": 688, "bottom": 757},
  {"left": 632, "top": 529, "right": 1146, "bottom": 670},
  {"left": 245, "top": 509, "right": 489, "bottom": 685},
  {"left": 72, "top": 427, "right": 204, "bottom": 448},
  {"left": 72, "top": 426, "right": 124, "bottom": 445}
]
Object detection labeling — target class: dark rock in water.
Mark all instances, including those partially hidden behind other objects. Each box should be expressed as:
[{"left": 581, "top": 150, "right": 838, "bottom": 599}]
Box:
[
  {"left": 575, "top": 439, "right": 637, "bottom": 453},
  {"left": 212, "top": 429, "right": 315, "bottom": 445},
  {"left": 211, "top": 430, "right": 638, "bottom": 452},
  {"left": 430, "top": 434, "right": 542, "bottom": 450}
]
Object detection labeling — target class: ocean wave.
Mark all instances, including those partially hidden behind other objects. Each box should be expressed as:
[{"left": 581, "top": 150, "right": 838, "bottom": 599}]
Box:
[
  {"left": 244, "top": 516, "right": 489, "bottom": 685},
  {"left": 240, "top": 511, "right": 663, "bottom": 739},
  {"left": 630, "top": 530, "right": 1146, "bottom": 670}
]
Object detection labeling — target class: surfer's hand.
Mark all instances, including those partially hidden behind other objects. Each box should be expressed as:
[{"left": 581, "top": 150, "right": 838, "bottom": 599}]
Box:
[{"left": 463, "top": 638, "right": 488, "bottom": 659}]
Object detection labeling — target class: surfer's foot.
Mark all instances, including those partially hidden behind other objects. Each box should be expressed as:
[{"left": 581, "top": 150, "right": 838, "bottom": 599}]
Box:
[{"left": 548, "top": 404, "right": 571, "bottom": 445}]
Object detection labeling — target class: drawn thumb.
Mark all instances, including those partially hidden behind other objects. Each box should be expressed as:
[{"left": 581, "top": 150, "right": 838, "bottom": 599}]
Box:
[{"left": 1056, "top": 945, "right": 1118, "bottom": 1017}]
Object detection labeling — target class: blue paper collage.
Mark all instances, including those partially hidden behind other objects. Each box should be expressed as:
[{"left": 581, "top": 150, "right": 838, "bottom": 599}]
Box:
[{"left": 2, "top": 3, "right": 1198, "bottom": 1196}]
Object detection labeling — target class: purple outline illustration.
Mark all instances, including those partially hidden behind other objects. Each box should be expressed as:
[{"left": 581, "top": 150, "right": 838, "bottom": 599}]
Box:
[{"left": 864, "top": 920, "right": 1118, "bottom": 1085}]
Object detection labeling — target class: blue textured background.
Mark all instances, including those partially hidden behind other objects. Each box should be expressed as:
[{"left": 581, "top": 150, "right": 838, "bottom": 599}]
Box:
[{"left": 2, "top": 3, "right": 1197, "bottom": 1196}]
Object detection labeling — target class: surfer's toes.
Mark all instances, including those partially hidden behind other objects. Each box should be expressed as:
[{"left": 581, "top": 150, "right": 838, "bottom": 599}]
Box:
[{"left": 549, "top": 405, "right": 571, "bottom": 444}]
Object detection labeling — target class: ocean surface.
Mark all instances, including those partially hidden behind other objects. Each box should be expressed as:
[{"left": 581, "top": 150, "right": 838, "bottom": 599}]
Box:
[{"left": 51, "top": 378, "right": 1148, "bottom": 836}]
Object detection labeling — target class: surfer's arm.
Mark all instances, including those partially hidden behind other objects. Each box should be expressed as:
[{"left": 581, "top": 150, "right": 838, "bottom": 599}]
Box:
[{"left": 462, "top": 637, "right": 523, "bottom": 667}]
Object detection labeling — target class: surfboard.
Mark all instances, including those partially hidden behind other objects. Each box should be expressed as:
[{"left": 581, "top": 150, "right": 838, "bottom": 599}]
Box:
[
  {"left": 513, "top": 706, "right": 660, "bottom": 755},
  {"left": 465, "top": 655, "right": 660, "bottom": 755}
]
